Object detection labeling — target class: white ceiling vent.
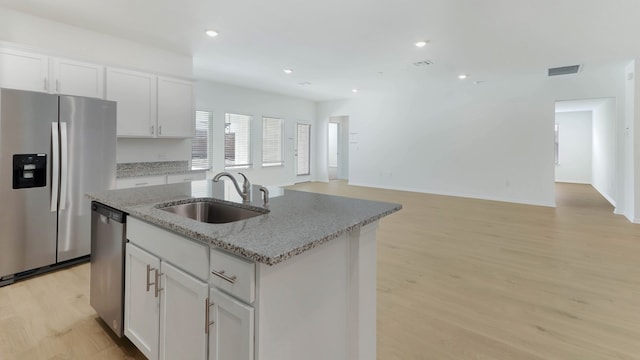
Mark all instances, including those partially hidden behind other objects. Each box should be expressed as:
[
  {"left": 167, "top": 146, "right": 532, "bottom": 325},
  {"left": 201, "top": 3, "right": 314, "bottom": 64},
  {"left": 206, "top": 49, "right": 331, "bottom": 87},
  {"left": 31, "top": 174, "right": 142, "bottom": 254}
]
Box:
[
  {"left": 548, "top": 65, "right": 581, "bottom": 76},
  {"left": 413, "top": 60, "right": 434, "bottom": 67}
]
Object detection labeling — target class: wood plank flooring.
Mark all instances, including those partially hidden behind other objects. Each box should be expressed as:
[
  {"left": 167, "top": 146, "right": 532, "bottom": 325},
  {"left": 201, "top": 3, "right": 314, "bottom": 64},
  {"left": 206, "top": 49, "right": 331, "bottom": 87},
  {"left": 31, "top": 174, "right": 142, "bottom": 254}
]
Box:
[
  {"left": 289, "top": 181, "right": 640, "bottom": 360},
  {"left": 1, "top": 182, "right": 639, "bottom": 359}
]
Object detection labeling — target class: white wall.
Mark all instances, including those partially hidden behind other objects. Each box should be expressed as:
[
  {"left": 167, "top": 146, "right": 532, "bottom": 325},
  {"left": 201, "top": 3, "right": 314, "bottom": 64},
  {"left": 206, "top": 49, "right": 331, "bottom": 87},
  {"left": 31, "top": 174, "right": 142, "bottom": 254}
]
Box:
[
  {"left": 195, "top": 80, "right": 316, "bottom": 186},
  {"left": 317, "top": 64, "right": 626, "bottom": 207},
  {"left": 555, "top": 111, "right": 592, "bottom": 184},
  {"left": 592, "top": 98, "right": 617, "bottom": 206}
]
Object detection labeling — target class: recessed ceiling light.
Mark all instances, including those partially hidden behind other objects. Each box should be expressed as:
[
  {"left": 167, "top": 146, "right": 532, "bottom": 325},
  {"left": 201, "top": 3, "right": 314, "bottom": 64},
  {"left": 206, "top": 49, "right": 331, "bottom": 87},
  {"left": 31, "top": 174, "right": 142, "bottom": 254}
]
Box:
[
  {"left": 205, "top": 29, "right": 219, "bottom": 37},
  {"left": 352, "top": 88, "right": 359, "bottom": 93},
  {"left": 415, "top": 40, "right": 429, "bottom": 48},
  {"left": 458, "top": 74, "right": 469, "bottom": 80},
  {"left": 283, "top": 69, "right": 293, "bottom": 74}
]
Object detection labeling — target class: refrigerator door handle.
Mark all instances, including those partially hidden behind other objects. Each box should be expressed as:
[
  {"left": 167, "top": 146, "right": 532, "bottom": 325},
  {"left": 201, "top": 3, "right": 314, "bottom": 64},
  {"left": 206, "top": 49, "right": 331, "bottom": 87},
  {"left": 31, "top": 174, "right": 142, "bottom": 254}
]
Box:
[
  {"left": 51, "top": 123, "right": 59, "bottom": 212},
  {"left": 60, "top": 122, "right": 68, "bottom": 211}
]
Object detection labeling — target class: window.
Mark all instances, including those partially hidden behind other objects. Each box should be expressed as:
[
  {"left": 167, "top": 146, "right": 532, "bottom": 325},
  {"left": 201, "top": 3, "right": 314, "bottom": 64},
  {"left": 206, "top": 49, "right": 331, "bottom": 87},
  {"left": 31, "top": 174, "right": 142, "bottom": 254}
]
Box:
[
  {"left": 554, "top": 123, "right": 559, "bottom": 165},
  {"left": 225, "top": 113, "right": 252, "bottom": 168},
  {"left": 192, "top": 110, "right": 212, "bottom": 169},
  {"left": 296, "top": 123, "right": 311, "bottom": 176},
  {"left": 262, "top": 117, "right": 284, "bottom": 167}
]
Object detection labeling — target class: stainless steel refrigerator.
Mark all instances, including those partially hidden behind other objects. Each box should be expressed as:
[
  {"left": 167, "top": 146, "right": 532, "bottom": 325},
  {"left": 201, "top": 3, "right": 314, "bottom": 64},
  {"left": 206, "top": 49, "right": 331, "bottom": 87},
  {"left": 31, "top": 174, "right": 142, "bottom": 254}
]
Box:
[{"left": 0, "top": 88, "right": 116, "bottom": 285}]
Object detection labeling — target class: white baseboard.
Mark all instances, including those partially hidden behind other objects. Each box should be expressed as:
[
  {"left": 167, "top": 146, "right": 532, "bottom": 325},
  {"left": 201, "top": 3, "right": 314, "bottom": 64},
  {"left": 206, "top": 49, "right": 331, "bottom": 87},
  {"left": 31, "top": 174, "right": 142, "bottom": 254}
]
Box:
[
  {"left": 591, "top": 183, "right": 616, "bottom": 207},
  {"left": 347, "top": 181, "right": 556, "bottom": 208}
]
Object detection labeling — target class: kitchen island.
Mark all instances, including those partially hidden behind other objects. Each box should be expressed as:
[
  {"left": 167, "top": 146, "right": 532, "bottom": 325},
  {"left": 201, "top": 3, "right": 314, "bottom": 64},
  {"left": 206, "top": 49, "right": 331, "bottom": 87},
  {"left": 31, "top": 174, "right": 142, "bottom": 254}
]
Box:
[{"left": 89, "top": 180, "right": 401, "bottom": 360}]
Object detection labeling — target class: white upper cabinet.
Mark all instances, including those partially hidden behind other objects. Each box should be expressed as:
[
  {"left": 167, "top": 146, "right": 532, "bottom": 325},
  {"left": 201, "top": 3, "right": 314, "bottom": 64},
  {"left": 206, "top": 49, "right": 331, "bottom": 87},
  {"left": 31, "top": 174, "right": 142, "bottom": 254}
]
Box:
[
  {"left": 0, "top": 48, "right": 49, "bottom": 93},
  {"left": 52, "top": 57, "right": 104, "bottom": 98},
  {"left": 106, "top": 67, "right": 157, "bottom": 137},
  {"left": 157, "top": 76, "right": 194, "bottom": 138},
  {"left": 107, "top": 67, "right": 193, "bottom": 138}
]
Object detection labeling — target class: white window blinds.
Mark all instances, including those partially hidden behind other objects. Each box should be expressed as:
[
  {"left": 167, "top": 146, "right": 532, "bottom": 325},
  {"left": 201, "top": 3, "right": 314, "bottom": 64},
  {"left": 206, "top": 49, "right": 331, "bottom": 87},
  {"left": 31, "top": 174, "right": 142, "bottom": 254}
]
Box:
[
  {"left": 262, "top": 117, "right": 284, "bottom": 167},
  {"left": 192, "top": 110, "right": 211, "bottom": 169},
  {"left": 296, "top": 123, "right": 311, "bottom": 176},
  {"left": 225, "top": 113, "right": 252, "bottom": 168}
]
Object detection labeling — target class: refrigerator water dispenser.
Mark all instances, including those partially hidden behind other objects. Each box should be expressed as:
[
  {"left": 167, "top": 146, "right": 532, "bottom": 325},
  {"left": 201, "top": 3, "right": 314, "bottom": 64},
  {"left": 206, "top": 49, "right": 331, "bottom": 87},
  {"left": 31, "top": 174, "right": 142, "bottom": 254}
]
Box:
[{"left": 13, "top": 154, "right": 46, "bottom": 189}]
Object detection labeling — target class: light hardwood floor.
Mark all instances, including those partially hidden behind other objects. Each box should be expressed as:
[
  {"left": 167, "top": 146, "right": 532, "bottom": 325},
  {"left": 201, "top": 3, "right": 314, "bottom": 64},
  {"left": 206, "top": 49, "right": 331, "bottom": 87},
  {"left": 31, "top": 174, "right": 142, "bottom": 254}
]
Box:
[{"left": 1, "top": 182, "right": 639, "bottom": 359}]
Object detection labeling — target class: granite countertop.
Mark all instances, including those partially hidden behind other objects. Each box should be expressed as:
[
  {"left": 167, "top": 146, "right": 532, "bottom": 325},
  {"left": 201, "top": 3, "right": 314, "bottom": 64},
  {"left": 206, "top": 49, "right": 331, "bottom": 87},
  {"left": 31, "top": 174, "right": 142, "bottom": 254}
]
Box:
[
  {"left": 117, "top": 161, "right": 210, "bottom": 178},
  {"left": 88, "top": 180, "right": 401, "bottom": 265}
]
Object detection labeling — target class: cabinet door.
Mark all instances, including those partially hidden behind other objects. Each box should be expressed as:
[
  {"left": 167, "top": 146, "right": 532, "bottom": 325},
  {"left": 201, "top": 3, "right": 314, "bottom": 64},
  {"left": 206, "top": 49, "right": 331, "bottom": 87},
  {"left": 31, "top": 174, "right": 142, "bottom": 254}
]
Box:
[
  {"left": 159, "top": 261, "right": 209, "bottom": 360},
  {"left": 0, "top": 48, "right": 49, "bottom": 92},
  {"left": 157, "top": 76, "right": 193, "bottom": 138},
  {"left": 53, "top": 57, "right": 104, "bottom": 98},
  {"left": 125, "top": 243, "right": 161, "bottom": 360},
  {"left": 208, "top": 287, "right": 254, "bottom": 360},
  {"left": 106, "top": 67, "right": 156, "bottom": 137}
]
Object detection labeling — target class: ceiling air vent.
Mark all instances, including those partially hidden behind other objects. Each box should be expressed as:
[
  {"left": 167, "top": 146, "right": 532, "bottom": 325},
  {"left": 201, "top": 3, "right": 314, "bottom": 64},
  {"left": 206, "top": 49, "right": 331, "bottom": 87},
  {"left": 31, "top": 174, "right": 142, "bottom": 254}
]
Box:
[
  {"left": 548, "top": 65, "right": 581, "bottom": 76},
  {"left": 413, "top": 60, "right": 434, "bottom": 67}
]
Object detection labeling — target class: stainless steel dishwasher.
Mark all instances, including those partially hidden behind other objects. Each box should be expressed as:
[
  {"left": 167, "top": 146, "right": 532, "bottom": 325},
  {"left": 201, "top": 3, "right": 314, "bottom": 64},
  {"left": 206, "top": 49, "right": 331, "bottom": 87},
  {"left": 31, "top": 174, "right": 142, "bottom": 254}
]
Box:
[{"left": 90, "top": 201, "right": 127, "bottom": 337}]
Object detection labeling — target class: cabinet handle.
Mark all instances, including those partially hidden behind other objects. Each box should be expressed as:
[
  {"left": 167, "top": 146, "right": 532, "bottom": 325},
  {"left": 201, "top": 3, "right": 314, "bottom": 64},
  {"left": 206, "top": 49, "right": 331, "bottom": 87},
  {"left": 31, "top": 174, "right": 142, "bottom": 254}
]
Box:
[
  {"left": 211, "top": 269, "right": 237, "bottom": 284},
  {"left": 146, "top": 264, "right": 155, "bottom": 292},
  {"left": 205, "top": 298, "right": 215, "bottom": 334},
  {"left": 151, "top": 125, "right": 155, "bottom": 135},
  {"left": 56, "top": 79, "right": 60, "bottom": 92},
  {"left": 158, "top": 125, "right": 162, "bottom": 135},
  {"left": 154, "top": 269, "right": 163, "bottom": 298},
  {"left": 135, "top": 182, "right": 149, "bottom": 186}
]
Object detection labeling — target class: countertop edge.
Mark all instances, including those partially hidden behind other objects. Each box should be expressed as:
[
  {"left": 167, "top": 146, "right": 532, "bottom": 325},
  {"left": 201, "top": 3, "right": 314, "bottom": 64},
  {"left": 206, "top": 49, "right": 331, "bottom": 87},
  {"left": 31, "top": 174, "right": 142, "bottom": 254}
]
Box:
[{"left": 86, "top": 192, "right": 402, "bottom": 266}]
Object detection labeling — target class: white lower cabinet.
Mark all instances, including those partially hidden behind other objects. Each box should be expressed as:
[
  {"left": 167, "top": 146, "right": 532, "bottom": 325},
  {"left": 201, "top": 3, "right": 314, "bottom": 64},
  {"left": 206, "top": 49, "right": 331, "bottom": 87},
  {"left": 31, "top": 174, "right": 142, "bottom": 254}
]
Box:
[
  {"left": 123, "top": 218, "right": 377, "bottom": 360},
  {"left": 208, "top": 287, "right": 254, "bottom": 360},
  {"left": 125, "top": 241, "right": 208, "bottom": 360},
  {"left": 116, "top": 175, "right": 166, "bottom": 189},
  {"left": 124, "top": 243, "right": 160, "bottom": 360},
  {"left": 160, "top": 261, "right": 209, "bottom": 360},
  {"left": 166, "top": 171, "right": 206, "bottom": 184}
]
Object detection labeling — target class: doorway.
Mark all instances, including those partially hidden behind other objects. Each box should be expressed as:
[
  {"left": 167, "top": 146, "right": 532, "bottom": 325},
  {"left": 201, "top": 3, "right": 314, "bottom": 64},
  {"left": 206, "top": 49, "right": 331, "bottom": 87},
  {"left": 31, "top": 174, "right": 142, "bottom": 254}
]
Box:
[
  {"left": 327, "top": 116, "right": 349, "bottom": 181},
  {"left": 328, "top": 122, "right": 339, "bottom": 180},
  {"left": 554, "top": 98, "right": 617, "bottom": 208}
]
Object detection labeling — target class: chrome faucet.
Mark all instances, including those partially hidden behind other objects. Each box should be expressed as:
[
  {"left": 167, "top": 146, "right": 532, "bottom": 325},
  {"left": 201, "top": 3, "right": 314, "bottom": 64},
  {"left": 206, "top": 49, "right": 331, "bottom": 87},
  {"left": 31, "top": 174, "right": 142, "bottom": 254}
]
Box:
[{"left": 212, "top": 172, "right": 251, "bottom": 203}]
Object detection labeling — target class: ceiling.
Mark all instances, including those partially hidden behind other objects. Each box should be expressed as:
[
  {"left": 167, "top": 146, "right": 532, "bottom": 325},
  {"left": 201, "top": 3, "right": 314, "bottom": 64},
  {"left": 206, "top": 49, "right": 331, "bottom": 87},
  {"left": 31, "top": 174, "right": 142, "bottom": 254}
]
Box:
[{"left": 2, "top": 0, "right": 640, "bottom": 101}]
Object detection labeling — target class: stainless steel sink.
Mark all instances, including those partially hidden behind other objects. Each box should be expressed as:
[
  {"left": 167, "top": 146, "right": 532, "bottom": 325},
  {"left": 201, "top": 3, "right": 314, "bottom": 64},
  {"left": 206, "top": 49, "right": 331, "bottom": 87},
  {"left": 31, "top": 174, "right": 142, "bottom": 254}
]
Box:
[{"left": 159, "top": 200, "right": 268, "bottom": 224}]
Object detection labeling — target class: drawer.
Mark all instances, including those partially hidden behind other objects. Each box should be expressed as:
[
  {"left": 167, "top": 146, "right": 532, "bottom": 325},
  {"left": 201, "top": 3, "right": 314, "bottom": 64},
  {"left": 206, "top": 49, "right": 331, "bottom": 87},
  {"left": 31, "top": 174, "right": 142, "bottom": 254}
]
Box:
[
  {"left": 127, "top": 217, "right": 209, "bottom": 281},
  {"left": 116, "top": 175, "right": 166, "bottom": 189},
  {"left": 166, "top": 171, "right": 206, "bottom": 184},
  {"left": 210, "top": 248, "right": 255, "bottom": 304}
]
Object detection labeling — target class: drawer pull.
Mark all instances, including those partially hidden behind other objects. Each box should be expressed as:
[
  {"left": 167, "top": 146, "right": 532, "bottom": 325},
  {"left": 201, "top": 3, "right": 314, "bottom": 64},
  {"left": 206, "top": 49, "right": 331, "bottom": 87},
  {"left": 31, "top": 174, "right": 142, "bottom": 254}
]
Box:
[
  {"left": 146, "top": 264, "right": 155, "bottom": 292},
  {"left": 205, "top": 298, "right": 215, "bottom": 334},
  {"left": 154, "top": 269, "right": 164, "bottom": 298},
  {"left": 211, "top": 269, "right": 237, "bottom": 284},
  {"left": 135, "top": 182, "right": 149, "bottom": 186}
]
